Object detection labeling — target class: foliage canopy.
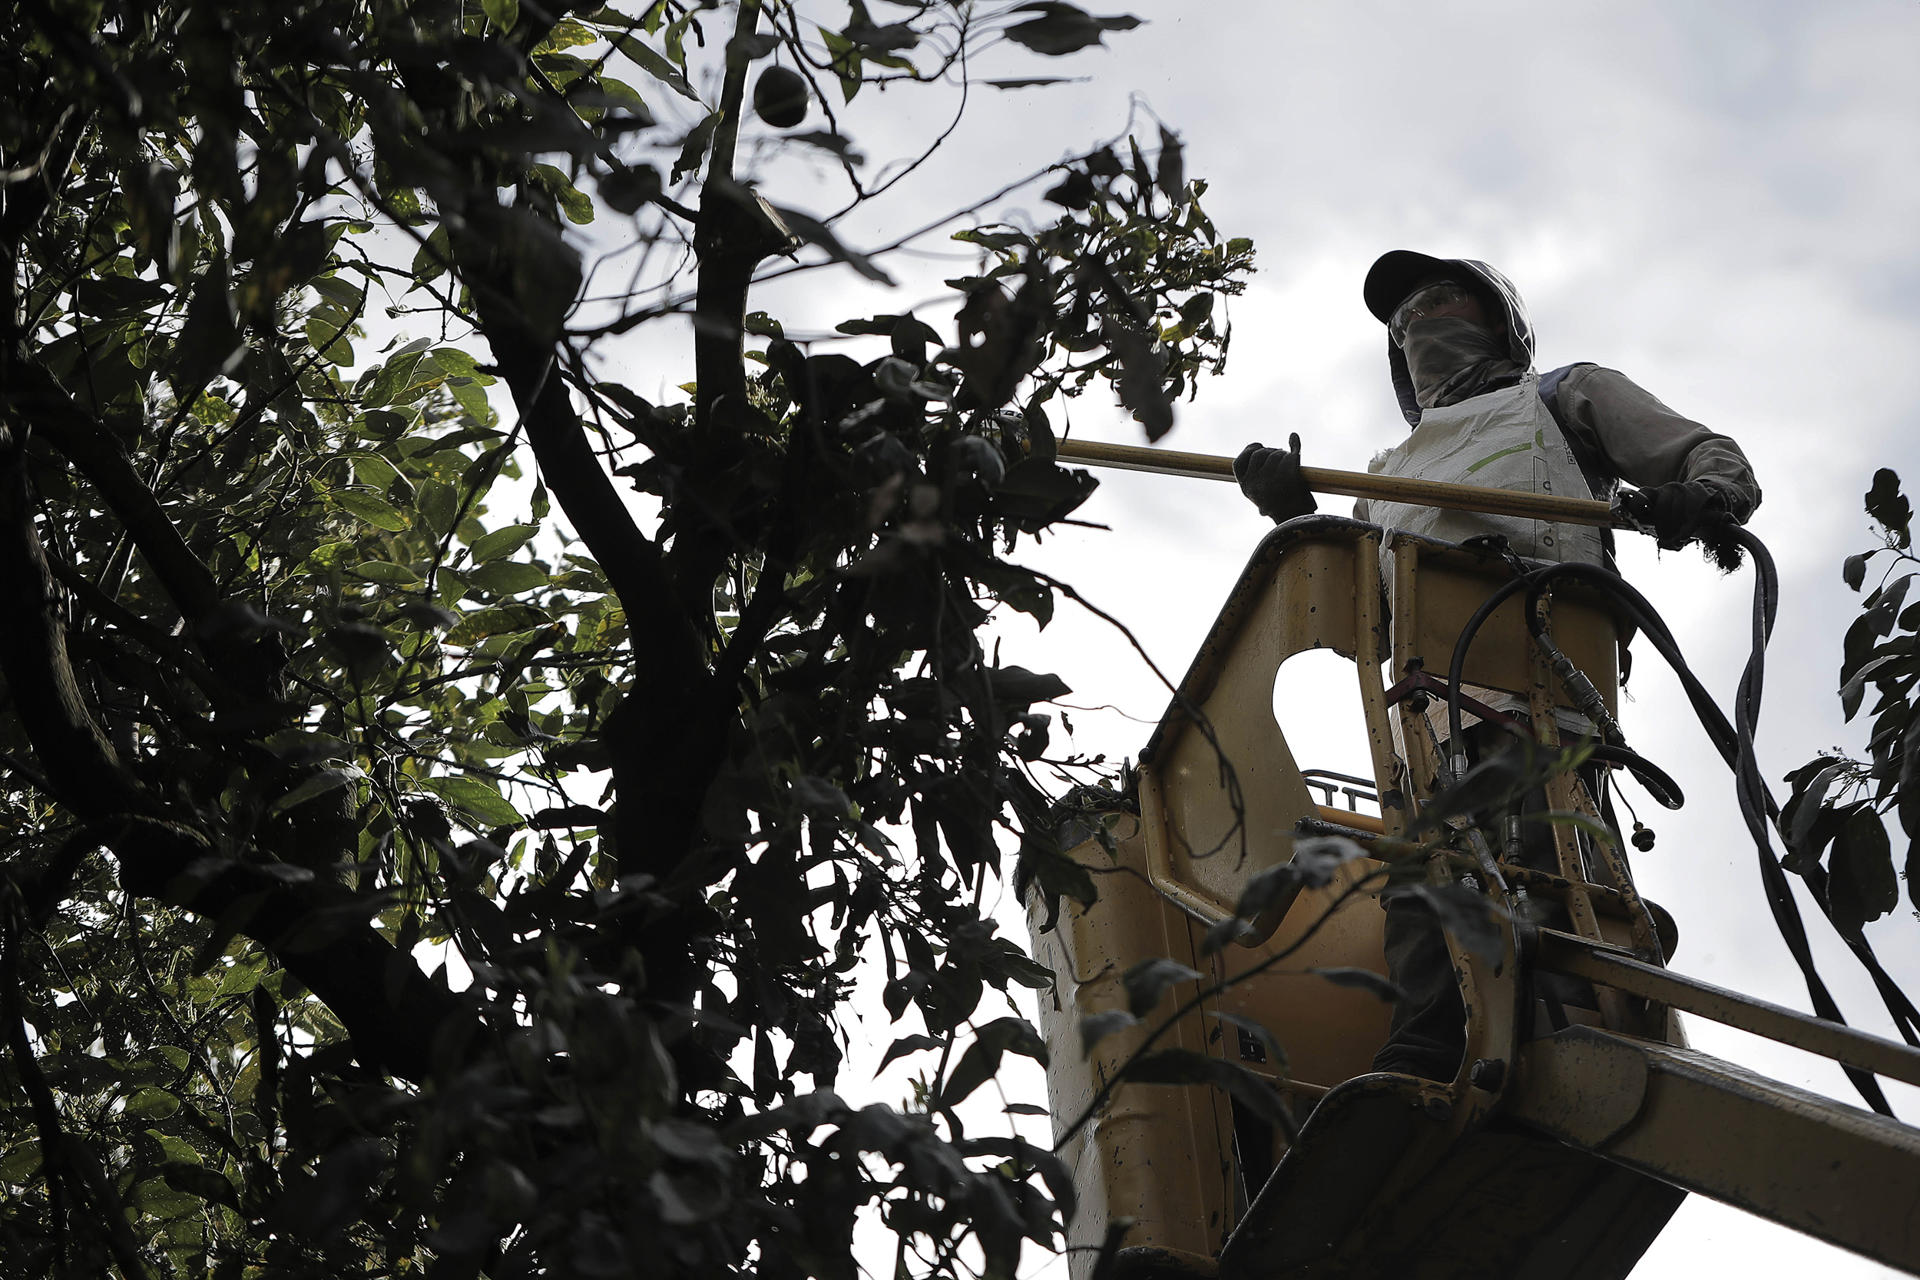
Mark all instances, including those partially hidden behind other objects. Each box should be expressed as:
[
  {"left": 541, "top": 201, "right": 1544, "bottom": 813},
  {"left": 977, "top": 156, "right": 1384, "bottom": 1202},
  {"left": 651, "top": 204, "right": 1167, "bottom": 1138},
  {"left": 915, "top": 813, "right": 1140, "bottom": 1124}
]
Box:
[{"left": 0, "top": 1, "right": 1252, "bottom": 1275}]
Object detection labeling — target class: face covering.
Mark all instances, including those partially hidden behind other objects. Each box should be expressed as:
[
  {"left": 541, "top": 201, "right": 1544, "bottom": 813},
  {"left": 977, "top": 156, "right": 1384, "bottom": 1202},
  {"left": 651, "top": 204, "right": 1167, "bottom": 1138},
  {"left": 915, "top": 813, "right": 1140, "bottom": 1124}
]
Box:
[{"left": 1400, "top": 316, "right": 1528, "bottom": 410}]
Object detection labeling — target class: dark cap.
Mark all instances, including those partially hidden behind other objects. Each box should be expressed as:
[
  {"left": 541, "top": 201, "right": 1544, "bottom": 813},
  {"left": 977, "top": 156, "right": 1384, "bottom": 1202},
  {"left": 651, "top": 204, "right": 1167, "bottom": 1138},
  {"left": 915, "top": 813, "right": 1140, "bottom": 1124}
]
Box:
[
  {"left": 1361, "top": 251, "right": 1536, "bottom": 426},
  {"left": 1362, "top": 249, "right": 1479, "bottom": 325}
]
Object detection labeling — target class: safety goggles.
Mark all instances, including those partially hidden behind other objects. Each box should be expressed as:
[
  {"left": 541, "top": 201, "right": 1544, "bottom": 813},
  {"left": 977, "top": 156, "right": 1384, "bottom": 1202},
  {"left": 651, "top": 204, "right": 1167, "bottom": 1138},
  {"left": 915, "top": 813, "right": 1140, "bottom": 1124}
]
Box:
[{"left": 1388, "top": 281, "right": 1474, "bottom": 346}]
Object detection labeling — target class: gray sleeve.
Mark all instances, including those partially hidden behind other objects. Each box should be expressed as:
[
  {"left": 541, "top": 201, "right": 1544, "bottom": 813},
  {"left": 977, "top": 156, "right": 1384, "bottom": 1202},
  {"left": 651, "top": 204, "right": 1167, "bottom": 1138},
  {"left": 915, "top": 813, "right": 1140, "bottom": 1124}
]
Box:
[{"left": 1556, "top": 365, "right": 1761, "bottom": 521}]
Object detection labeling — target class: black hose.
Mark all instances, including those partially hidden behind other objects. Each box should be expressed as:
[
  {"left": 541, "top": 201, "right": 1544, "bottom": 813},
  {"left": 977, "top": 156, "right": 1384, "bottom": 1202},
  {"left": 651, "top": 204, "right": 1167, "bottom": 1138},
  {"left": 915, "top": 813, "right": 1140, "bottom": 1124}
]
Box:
[
  {"left": 1429, "top": 525, "right": 1919, "bottom": 1112},
  {"left": 1507, "top": 538, "right": 1916, "bottom": 1114},
  {"left": 1725, "top": 528, "right": 1920, "bottom": 1055},
  {"left": 1444, "top": 571, "right": 1537, "bottom": 769},
  {"left": 1583, "top": 744, "right": 1683, "bottom": 811}
]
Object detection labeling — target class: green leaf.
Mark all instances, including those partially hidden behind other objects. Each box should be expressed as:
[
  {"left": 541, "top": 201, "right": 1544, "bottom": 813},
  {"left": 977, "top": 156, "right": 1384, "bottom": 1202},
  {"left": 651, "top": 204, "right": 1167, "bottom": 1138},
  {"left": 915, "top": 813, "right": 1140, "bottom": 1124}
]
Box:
[
  {"left": 1393, "top": 881, "right": 1506, "bottom": 963},
  {"left": 1785, "top": 760, "right": 1847, "bottom": 855},
  {"left": 1900, "top": 720, "right": 1920, "bottom": 847},
  {"left": 820, "top": 29, "right": 864, "bottom": 102},
  {"left": 349, "top": 451, "right": 401, "bottom": 491},
  {"left": 483, "top": 0, "right": 519, "bottom": 32},
  {"left": 258, "top": 728, "right": 352, "bottom": 763},
  {"left": 1155, "top": 124, "right": 1186, "bottom": 204},
  {"left": 144, "top": 1130, "right": 202, "bottom": 1166},
  {"left": 0, "top": 1140, "right": 40, "bottom": 1185},
  {"left": 1309, "top": 966, "right": 1405, "bottom": 1003},
  {"left": 1003, "top": 4, "right": 1143, "bottom": 56},
  {"left": 173, "top": 257, "right": 243, "bottom": 388},
  {"left": 126, "top": 1087, "right": 182, "bottom": 1119},
  {"left": 421, "top": 775, "right": 523, "bottom": 827},
  {"left": 305, "top": 316, "right": 356, "bottom": 366},
  {"left": 416, "top": 479, "right": 458, "bottom": 534},
  {"left": 470, "top": 560, "right": 550, "bottom": 596},
  {"left": 268, "top": 767, "right": 362, "bottom": 819},
  {"left": 349, "top": 561, "right": 423, "bottom": 585},
  {"left": 772, "top": 204, "right": 895, "bottom": 285},
  {"left": 1077, "top": 1008, "right": 1138, "bottom": 1055},
  {"left": 969, "top": 557, "right": 1054, "bottom": 626},
  {"left": 1178, "top": 291, "right": 1214, "bottom": 328},
  {"left": 601, "top": 163, "right": 663, "bottom": 214},
  {"left": 470, "top": 523, "right": 541, "bottom": 562},
  {"left": 1841, "top": 654, "right": 1901, "bottom": 721},
  {"left": 879, "top": 1034, "right": 945, "bottom": 1070},
  {"left": 361, "top": 339, "right": 445, "bottom": 408},
  {"left": 616, "top": 34, "right": 700, "bottom": 101},
  {"left": 1121, "top": 956, "right": 1200, "bottom": 1017},
  {"left": 984, "top": 665, "right": 1069, "bottom": 710},
  {"left": 411, "top": 225, "right": 452, "bottom": 286},
  {"left": 354, "top": 409, "right": 413, "bottom": 440},
  {"left": 163, "top": 1163, "right": 241, "bottom": 1210},
  {"left": 843, "top": 18, "right": 920, "bottom": 52},
  {"left": 1120, "top": 1049, "right": 1294, "bottom": 1130},
  {"left": 539, "top": 17, "right": 601, "bottom": 51},
  {"left": 1103, "top": 315, "right": 1173, "bottom": 441},
  {"left": 1831, "top": 808, "right": 1898, "bottom": 933},
  {"left": 75, "top": 274, "right": 170, "bottom": 315},
  {"left": 1867, "top": 468, "right": 1911, "bottom": 549},
  {"left": 446, "top": 604, "right": 551, "bottom": 645},
  {"left": 449, "top": 376, "right": 497, "bottom": 424},
  {"left": 216, "top": 961, "right": 265, "bottom": 997},
  {"left": 530, "top": 163, "right": 595, "bottom": 225},
  {"left": 671, "top": 111, "right": 720, "bottom": 184},
  {"left": 330, "top": 489, "right": 412, "bottom": 531},
  {"left": 940, "top": 1017, "right": 1046, "bottom": 1107}
]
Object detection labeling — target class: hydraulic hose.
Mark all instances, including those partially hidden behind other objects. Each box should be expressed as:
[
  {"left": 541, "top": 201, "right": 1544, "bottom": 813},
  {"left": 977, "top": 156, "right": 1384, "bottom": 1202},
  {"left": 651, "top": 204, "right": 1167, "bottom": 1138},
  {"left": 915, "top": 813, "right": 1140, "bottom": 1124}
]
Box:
[
  {"left": 1583, "top": 744, "right": 1683, "bottom": 811},
  {"left": 1443, "top": 570, "right": 1537, "bottom": 773},
  {"left": 1501, "top": 534, "right": 1918, "bottom": 1114}
]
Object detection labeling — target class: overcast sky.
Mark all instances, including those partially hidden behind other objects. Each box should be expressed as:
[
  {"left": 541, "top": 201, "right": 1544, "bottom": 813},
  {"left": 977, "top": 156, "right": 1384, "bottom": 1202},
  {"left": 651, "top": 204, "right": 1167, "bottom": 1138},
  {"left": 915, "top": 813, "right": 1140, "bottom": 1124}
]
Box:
[{"left": 609, "top": 3, "right": 1920, "bottom": 1275}]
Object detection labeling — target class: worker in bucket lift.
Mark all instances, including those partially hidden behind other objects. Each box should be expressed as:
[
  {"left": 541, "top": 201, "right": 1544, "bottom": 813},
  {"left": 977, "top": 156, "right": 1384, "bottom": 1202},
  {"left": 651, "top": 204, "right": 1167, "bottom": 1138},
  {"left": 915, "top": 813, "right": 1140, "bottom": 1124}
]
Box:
[{"left": 1232, "top": 251, "right": 1762, "bottom": 1081}]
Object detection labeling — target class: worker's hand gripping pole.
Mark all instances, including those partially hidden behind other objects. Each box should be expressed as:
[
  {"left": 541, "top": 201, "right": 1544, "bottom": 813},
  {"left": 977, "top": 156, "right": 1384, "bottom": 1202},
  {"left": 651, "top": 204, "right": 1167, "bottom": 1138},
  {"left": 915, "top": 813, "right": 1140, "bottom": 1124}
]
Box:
[{"left": 1053, "top": 438, "right": 1623, "bottom": 529}]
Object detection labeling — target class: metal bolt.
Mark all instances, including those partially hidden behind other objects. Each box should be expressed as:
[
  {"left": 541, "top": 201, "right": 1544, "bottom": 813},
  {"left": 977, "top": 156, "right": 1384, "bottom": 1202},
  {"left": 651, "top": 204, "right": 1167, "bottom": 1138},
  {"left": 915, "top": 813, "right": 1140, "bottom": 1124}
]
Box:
[{"left": 1469, "top": 1057, "right": 1507, "bottom": 1092}]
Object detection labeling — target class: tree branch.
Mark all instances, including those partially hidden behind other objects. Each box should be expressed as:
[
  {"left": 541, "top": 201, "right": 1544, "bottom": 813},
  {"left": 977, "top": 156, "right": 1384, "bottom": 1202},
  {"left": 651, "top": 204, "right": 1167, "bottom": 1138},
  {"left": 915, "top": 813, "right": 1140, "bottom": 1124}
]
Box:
[
  {"left": 0, "top": 425, "right": 466, "bottom": 1084},
  {"left": 8, "top": 365, "right": 223, "bottom": 615}
]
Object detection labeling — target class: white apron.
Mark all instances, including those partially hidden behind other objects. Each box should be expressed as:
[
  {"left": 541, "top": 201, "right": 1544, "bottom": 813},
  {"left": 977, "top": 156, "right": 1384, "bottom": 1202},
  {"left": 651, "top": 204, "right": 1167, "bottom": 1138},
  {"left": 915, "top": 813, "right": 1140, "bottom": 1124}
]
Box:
[
  {"left": 1362, "top": 374, "right": 1606, "bottom": 739},
  {"left": 1363, "top": 373, "right": 1606, "bottom": 568}
]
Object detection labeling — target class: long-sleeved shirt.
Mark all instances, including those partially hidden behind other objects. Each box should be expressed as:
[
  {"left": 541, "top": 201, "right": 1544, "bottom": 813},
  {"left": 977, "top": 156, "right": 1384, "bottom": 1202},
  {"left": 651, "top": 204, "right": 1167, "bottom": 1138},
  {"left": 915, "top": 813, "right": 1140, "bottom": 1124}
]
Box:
[{"left": 1550, "top": 363, "right": 1761, "bottom": 518}]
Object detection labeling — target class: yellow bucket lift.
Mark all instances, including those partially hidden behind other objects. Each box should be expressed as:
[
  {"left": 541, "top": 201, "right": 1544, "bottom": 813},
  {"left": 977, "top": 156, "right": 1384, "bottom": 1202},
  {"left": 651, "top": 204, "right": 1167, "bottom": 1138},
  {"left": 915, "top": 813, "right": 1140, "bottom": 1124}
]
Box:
[{"left": 1026, "top": 514, "right": 1920, "bottom": 1280}]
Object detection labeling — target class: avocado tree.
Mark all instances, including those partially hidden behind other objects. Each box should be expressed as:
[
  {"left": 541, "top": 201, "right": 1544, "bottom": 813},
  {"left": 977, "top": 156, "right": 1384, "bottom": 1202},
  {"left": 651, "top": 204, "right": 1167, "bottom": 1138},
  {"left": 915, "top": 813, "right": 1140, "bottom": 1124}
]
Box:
[
  {"left": 1784, "top": 471, "right": 1920, "bottom": 1012},
  {"left": 0, "top": 1, "right": 1252, "bottom": 1275}
]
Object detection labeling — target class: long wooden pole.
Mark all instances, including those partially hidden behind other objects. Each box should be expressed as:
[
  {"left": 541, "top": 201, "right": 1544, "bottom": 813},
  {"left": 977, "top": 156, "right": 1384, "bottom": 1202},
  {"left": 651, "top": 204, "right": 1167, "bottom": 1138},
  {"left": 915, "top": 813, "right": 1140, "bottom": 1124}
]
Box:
[{"left": 1053, "top": 438, "right": 1620, "bottom": 529}]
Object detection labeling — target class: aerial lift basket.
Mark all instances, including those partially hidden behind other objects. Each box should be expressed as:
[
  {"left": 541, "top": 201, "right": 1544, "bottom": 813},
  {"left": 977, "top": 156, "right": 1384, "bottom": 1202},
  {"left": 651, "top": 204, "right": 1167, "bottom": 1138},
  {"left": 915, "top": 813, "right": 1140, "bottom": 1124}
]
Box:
[{"left": 1026, "top": 516, "right": 1920, "bottom": 1280}]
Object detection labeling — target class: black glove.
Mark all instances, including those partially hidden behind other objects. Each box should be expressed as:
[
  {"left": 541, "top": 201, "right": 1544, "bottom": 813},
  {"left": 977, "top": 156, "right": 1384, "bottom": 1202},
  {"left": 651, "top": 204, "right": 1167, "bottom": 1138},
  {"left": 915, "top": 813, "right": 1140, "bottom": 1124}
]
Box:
[
  {"left": 1617, "top": 479, "right": 1744, "bottom": 570},
  {"left": 1618, "top": 480, "right": 1729, "bottom": 550},
  {"left": 1234, "top": 433, "right": 1317, "bottom": 524}
]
